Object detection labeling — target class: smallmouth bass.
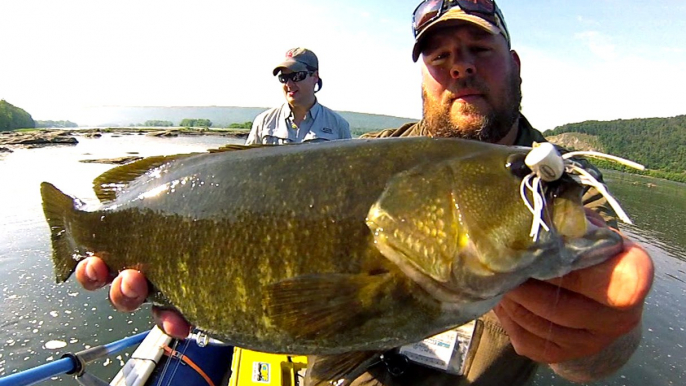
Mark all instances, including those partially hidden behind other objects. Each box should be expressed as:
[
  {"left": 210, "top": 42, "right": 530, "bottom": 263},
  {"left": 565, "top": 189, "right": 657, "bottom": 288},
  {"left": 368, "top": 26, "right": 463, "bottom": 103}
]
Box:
[{"left": 40, "top": 137, "right": 623, "bottom": 384}]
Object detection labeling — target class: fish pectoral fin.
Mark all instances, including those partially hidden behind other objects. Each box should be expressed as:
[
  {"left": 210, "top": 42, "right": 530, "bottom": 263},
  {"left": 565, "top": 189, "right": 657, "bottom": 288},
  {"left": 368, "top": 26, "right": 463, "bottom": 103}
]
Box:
[
  {"left": 264, "top": 273, "right": 390, "bottom": 340},
  {"left": 92, "top": 153, "right": 200, "bottom": 202},
  {"left": 305, "top": 352, "right": 382, "bottom": 386}
]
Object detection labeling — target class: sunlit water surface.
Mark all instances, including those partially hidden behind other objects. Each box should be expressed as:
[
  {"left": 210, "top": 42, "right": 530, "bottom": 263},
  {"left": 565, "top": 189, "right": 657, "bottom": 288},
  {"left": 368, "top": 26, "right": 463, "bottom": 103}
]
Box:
[
  {"left": 0, "top": 136, "right": 684, "bottom": 385},
  {"left": 0, "top": 133, "right": 239, "bottom": 383}
]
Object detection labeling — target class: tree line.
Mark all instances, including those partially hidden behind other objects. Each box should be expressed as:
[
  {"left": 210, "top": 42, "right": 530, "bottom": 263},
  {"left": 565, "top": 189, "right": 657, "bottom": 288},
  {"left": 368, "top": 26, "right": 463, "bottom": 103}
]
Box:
[
  {"left": 129, "top": 119, "right": 214, "bottom": 127},
  {"left": 180, "top": 119, "right": 212, "bottom": 127},
  {"left": 546, "top": 115, "right": 686, "bottom": 182},
  {"left": 36, "top": 120, "right": 78, "bottom": 128},
  {"left": 142, "top": 120, "right": 174, "bottom": 127},
  {"left": 0, "top": 100, "right": 35, "bottom": 131}
]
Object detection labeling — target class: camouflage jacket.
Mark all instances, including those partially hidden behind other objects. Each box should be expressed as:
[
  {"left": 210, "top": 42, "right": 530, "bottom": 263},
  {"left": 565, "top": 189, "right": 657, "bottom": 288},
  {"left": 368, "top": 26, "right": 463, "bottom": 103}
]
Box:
[{"left": 347, "top": 115, "right": 618, "bottom": 386}]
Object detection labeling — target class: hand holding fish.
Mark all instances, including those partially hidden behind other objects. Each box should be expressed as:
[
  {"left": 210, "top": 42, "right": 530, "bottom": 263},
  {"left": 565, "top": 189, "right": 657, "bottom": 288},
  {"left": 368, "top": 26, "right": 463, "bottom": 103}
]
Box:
[
  {"left": 75, "top": 259, "right": 193, "bottom": 338},
  {"left": 494, "top": 216, "right": 654, "bottom": 382}
]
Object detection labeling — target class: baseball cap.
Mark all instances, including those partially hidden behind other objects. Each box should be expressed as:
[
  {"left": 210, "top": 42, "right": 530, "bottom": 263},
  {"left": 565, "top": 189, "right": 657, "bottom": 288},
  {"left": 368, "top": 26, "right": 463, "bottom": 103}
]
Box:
[
  {"left": 411, "top": 0, "right": 510, "bottom": 62},
  {"left": 272, "top": 48, "right": 319, "bottom": 76}
]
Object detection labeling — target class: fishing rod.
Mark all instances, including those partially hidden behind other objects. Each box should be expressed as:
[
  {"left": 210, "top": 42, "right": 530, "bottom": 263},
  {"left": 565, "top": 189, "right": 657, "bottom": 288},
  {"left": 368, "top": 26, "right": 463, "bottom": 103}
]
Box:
[{"left": 0, "top": 330, "right": 150, "bottom": 386}]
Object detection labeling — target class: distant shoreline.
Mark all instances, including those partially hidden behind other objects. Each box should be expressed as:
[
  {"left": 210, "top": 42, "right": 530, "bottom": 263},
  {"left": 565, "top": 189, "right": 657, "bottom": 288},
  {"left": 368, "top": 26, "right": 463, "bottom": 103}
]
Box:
[{"left": 0, "top": 127, "right": 249, "bottom": 152}]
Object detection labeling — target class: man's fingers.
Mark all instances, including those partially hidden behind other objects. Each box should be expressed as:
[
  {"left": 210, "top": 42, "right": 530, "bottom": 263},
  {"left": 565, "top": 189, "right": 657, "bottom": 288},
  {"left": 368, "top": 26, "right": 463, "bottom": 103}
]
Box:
[
  {"left": 494, "top": 302, "right": 610, "bottom": 363},
  {"left": 76, "top": 259, "right": 192, "bottom": 339},
  {"left": 75, "top": 257, "right": 110, "bottom": 290},
  {"left": 504, "top": 280, "right": 639, "bottom": 334},
  {"left": 494, "top": 303, "right": 567, "bottom": 363},
  {"left": 546, "top": 240, "right": 654, "bottom": 309},
  {"left": 152, "top": 307, "right": 192, "bottom": 339},
  {"left": 109, "top": 270, "right": 148, "bottom": 312},
  {"left": 497, "top": 297, "right": 597, "bottom": 346}
]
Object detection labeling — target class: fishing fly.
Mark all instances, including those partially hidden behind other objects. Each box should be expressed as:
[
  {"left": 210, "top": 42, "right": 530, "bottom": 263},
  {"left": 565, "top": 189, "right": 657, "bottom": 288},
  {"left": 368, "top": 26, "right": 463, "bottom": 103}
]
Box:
[{"left": 520, "top": 142, "right": 645, "bottom": 241}]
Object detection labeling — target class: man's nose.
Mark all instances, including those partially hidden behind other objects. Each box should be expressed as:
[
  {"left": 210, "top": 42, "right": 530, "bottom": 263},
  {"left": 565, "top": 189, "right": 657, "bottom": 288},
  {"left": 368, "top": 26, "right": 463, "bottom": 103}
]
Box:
[{"left": 449, "top": 56, "right": 476, "bottom": 79}]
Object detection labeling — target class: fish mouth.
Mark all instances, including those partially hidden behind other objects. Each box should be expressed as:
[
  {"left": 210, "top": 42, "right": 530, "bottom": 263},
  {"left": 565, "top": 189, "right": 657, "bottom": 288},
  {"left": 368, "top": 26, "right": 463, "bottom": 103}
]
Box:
[
  {"left": 368, "top": 209, "right": 625, "bottom": 305},
  {"left": 559, "top": 222, "right": 624, "bottom": 272},
  {"left": 526, "top": 220, "right": 625, "bottom": 281}
]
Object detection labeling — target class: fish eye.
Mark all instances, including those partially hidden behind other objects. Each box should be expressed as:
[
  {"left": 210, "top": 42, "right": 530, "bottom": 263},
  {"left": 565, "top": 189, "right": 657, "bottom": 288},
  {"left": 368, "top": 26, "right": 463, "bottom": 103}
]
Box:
[{"left": 506, "top": 154, "right": 531, "bottom": 179}]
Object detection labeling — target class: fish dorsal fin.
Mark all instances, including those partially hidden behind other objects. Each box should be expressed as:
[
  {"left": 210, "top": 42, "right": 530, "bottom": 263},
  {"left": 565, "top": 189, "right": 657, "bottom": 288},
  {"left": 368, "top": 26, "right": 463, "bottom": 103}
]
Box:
[
  {"left": 92, "top": 153, "right": 200, "bottom": 202},
  {"left": 305, "top": 352, "right": 382, "bottom": 386},
  {"left": 208, "top": 144, "right": 274, "bottom": 153}
]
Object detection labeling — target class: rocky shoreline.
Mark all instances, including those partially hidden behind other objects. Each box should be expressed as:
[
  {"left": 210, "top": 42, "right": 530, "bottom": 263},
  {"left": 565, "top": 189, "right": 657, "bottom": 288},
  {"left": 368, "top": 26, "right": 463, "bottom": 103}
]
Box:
[
  {"left": 0, "top": 127, "right": 249, "bottom": 153},
  {"left": 0, "top": 127, "right": 249, "bottom": 164}
]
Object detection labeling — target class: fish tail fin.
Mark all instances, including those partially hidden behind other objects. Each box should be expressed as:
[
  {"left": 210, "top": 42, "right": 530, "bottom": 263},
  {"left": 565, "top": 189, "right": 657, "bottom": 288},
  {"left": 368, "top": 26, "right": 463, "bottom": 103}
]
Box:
[{"left": 40, "top": 182, "right": 83, "bottom": 283}]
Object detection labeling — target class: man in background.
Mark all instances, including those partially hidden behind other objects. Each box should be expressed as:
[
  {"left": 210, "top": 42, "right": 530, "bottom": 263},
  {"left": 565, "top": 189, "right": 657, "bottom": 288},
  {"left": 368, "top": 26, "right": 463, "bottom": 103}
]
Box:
[{"left": 245, "top": 47, "right": 351, "bottom": 145}]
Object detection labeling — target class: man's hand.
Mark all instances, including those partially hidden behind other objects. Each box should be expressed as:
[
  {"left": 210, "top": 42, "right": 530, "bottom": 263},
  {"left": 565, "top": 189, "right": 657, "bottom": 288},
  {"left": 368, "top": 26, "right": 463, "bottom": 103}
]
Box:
[
  {"left": 75, "top": 257, "right": 193, "bottom": 339},
  {"left": 494, "top": 235, "right": 654, "bottom": 381}
]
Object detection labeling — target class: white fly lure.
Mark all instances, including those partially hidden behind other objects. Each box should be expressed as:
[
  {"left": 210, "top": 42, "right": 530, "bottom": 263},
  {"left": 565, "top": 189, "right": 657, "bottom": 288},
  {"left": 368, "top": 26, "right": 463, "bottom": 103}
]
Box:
[{"left": 520, "top": 142, "right": 645, "bottom": 241}]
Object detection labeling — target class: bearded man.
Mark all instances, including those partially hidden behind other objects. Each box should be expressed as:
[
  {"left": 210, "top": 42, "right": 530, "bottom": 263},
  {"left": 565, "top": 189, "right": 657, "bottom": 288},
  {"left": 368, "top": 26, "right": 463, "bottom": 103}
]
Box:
[{"left": 76, "top": 1, "right": 654, "bottom": 385}]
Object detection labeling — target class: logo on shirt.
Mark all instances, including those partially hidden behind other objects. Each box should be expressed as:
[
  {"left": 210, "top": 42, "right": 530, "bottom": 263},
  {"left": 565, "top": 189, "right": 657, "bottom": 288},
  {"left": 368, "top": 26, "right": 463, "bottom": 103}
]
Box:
[{"left": 322, "top": 127, "right": 333, "bottom": 134}]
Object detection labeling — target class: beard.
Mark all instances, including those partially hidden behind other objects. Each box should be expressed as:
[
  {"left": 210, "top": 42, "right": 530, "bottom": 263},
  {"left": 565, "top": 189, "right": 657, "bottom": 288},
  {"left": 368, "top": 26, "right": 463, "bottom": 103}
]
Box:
[{"left": 422, "top": 69, "right": 522, "bottom": 143}]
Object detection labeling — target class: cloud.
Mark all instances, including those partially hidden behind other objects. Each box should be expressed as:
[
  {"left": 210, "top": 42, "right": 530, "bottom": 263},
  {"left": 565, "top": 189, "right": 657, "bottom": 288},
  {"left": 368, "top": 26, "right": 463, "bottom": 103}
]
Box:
[
  {"left": 576, "top": 15, "right": 601, "bottom": 27},
  {"left": 575, "top": 31, "right": 618, "bottom": 61},
  {"left": 662, "top": 47, "right": 685, "bottom": 54},
  {"left": 518, "top": 44, "right": 686, "bottom": 131}
]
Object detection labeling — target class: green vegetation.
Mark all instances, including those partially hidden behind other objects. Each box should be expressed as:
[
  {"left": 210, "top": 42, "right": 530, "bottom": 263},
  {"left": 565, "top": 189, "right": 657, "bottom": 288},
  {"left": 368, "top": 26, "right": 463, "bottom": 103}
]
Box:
[
  {"left": 144, "top": 120, "right": 174, "bottom": 127},
  {"left": 210, "top": 128, "right": 249, "bottom": 136},
  {"left": 228, "top": 121, "right": 252, "bottom": 129},
  {"left": 0, "top": 100, "right": 35, "bottom": 131},
  {"left": 545, "top": 115, "right": 686, "bottom": 182},
  {"left": 36, "top": 120, "right": 78, "bottom": 128},
  {"left": 67, "top": 106, "right": 417, "bottom": 130},
  {"left": 180, "top": 118, "right": 212, "bottom": 128},
  {"left": 590, "top": 159, "right": 686, "bottom": 183}
]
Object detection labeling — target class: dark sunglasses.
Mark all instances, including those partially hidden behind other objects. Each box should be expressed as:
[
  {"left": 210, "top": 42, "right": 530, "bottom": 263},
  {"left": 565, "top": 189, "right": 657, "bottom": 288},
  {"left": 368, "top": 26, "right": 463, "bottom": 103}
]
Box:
[
  {"left": 412, "top": 0, "right": 499, "bottom": 38},
  {"left": 277, "top": 71, "right": 313, "bottom": 84}
]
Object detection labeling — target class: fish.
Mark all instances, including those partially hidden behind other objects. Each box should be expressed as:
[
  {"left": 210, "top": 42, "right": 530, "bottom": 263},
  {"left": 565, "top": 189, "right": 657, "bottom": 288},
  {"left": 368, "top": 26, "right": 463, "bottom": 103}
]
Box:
[{"left": 40, "top": 137, "right": 623, "bottom": 385}]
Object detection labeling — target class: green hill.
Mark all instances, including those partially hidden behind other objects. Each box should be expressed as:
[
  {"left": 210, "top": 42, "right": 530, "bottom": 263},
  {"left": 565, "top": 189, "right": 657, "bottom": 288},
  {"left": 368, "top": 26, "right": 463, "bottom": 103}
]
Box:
[
  {"left": 545, "top": 115, "right": 686, "bottom": 182},
  {"left": 75, "top": 106, "right": 417, "bottom": 133},
  {"left": 0, "top": 100, "right": 35, "bottom": 131}
]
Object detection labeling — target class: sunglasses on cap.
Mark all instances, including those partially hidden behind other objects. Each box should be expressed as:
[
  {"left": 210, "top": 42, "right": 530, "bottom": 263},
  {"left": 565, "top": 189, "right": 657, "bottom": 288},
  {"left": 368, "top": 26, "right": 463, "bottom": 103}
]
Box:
[
  {"left": 412, "top": 0, "right": 501, "bottom": 38},
  {"left": 278, "top": 71, "right": 314, "bottom": 84}
]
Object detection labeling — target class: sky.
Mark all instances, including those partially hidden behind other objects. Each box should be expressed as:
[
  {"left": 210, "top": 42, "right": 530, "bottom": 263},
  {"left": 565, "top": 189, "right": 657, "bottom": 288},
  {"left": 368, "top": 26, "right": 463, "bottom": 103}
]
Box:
[{"left": 1, "top": 0, "right": 685, "bottom": 131}]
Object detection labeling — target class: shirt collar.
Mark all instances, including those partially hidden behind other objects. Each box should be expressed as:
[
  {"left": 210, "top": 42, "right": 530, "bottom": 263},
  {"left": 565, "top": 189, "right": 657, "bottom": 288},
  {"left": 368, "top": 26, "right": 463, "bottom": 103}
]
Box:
[{"left": 283, "top": 100, "right": 321, "bottom": 122}]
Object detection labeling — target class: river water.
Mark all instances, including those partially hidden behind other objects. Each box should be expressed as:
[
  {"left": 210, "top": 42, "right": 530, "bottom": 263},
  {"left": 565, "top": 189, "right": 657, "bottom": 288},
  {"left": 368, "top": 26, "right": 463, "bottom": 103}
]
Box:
[{"left": 0, "top": 134, "right": 684, "bottom": 385}]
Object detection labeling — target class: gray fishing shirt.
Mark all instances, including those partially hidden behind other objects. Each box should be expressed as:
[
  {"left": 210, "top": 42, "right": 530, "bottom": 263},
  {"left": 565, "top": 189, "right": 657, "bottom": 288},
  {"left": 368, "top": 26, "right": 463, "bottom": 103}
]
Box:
[{"left": 245, "top": 102, "right": 351, "bottom": 145}]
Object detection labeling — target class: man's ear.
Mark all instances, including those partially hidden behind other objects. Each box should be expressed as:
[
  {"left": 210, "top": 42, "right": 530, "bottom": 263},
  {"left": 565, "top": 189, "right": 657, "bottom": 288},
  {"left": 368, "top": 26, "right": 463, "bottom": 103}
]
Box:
[
  {"left": 511, "top": 50, "right": 522, "bottom": 84},
  {"left": 511, "top": 50, "right": 521, "bottom": 69}
]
